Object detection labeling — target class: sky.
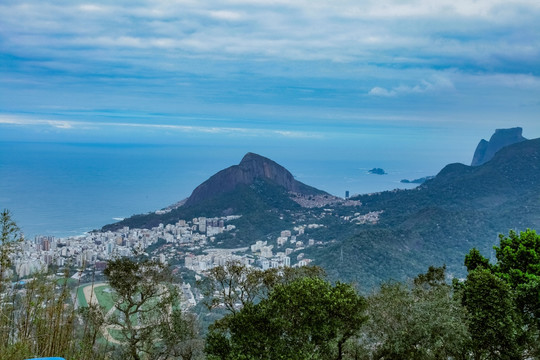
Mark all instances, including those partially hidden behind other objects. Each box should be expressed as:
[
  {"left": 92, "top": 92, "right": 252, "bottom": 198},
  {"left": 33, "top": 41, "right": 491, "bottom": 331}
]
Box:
[
  {"left": 1, "top": 0, "right": 539, "bottom": 145},
  {"left": 1, "top": 0, "right": 540, "bottom": 237}
]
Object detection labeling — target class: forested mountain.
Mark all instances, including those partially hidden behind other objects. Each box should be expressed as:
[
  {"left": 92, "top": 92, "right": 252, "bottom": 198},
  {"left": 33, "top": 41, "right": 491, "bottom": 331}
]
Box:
[
  {"left": 318, "top": 137, "right": 540, "bottom": 285},
  {"left": 104, "top": 136, "right": 540, "bottom": 286}
]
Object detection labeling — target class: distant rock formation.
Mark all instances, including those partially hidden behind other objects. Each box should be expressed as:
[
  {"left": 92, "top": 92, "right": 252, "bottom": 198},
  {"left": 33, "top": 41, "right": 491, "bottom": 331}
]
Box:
[
  {"left": 471, "top": 127, "right": 526, "bottom": 166},
  {"left": 184, "top": 152, "right": 326, "bottom": 207}
]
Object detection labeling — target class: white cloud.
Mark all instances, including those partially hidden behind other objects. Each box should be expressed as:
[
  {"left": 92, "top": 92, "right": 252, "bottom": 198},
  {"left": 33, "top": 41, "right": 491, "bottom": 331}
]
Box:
[
  {"left": 0, "top": 115, "right": 322, "bottom": 139},
  {"left": 78, "top": 4, "right": 109, "bottom": 13},
  {"left": 1, "top": 0, "right": 539, "bottom": 129},
  {"left": 368, "top": 87, "right": 396, "bottom": 97},
  {"left": 0, "top": 116, "right": 76, "bottom": 129},
  {"left": 369, "top": 76, "right": 454, "bottom": 97},
  {"left": 471, "top": 73, "right": 540, "bottom": 89},
  {"left": 273, "top": 130, "right": 321, "bottom": 138},
  {"left": 208, "top": 10, "right": 245, "bottom": 21},
  {"left": 48, "top": 121, "right": 73, "bottom": 129},
  {"left": 2, "top": 0, "right": 538, "bottom": 67}
]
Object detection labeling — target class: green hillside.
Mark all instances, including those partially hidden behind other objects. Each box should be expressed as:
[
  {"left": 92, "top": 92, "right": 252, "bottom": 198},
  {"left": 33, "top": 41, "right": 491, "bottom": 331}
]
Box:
[
  {"left": 102, "top": 178, "right": 304, "bottom": 245},
  {"left": 313, "top": 138, "right": 540, "bottom": 286},
  {"left": 103, "top": 139, "right": 540, "bottom": 288}
]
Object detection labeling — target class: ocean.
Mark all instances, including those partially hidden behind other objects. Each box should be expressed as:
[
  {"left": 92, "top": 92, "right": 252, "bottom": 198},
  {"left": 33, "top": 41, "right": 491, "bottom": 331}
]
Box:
[{"left": 1, "top": 128, "right": 478, "bottom": 239}]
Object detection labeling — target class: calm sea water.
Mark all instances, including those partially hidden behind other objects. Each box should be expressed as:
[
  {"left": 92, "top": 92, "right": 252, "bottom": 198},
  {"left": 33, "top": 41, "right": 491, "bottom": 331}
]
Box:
[{"left": 0, "top": 131, "right": 476, "bottom": 238}]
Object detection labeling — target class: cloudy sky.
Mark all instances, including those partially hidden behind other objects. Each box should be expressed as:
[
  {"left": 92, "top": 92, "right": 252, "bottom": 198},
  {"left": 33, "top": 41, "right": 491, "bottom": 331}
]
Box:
[{"left": 1, "top": 0, "right": 540, "bottom": 142}]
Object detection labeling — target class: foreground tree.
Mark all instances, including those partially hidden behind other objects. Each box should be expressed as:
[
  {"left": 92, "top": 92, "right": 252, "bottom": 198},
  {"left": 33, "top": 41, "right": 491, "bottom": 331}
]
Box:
[
  {"left": 199, "top": 260, "right": 325, "bottom": 315},
  {"left": 0, "top": 270, "right": 108, "bottom": 360},
  {"left": 463, "top": 229, "right": 540, "bottom": 358},
  {"left": 0, "top": 209, "right": 19, "bottom": 353},
  {"left": 206, "top": 275, "right": 366, "bottom": 360},
  {"left": 0, "top": 209, "right": 22, "bottom": 285},
  {"left": 462, "top": 268, "right": 521, "bottom": 360},
  {"left": 104, "top": 256, "right": 202, "bottom": 360},
  {"left": 495, "top": 230, "right": 540, "bottom": 333},
  {"left": 1, "top": 210, "right": 80, "bottom": 359},
  {"left": 159, "top": 310, "right": 204, "bottom": 360},
  {"left": 360, "top": 266, "right": 470, "bottom": 360},
  {"left": 78, "top": 302, "right": 106, "bottom": 353}
]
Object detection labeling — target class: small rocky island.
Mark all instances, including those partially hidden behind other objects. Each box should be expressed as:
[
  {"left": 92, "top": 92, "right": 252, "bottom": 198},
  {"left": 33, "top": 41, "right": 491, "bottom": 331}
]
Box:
[
  {"left": 401, "top": 176, "right": 434, "bottom": 184},
  {"left": 368, "top": 168, "right": 387, "bottom": 175}
]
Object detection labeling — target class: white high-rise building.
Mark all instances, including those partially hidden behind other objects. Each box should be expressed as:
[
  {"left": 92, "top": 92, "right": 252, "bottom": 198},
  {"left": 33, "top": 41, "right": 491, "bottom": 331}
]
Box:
[{"left": 198, "top": 217, "right": 207, "bottom": 233}]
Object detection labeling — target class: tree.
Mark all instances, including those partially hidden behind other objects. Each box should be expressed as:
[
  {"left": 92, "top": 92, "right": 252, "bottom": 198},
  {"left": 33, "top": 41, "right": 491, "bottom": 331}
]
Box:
[
  {"left": 78, "top": 302, "right": 106, "bottom": 351},
  {"left": 199, "top": 260, "right": 325, "bottom": 315},
  {"left": 0, "top": 210, "right": 108, "bottom": 360},
  {"left": 462, "top": 229, "right": 540, "bottom": 357},
  {"left": 159, "top": 310, "right": 204, "bottom": 360},
  {"left": 198, "top": 260, "right": 267, "bottom": 315},
  {"left": 205, "top": 274, "right": 366, "bottom": 360},
  {"left": 104, "top": 256, "right": 201, "bottom": 360},
  {"left": 360, "top": 266, "right": 470, "bottom": 360},
  {"left": 463, "top": 268, "right": 521, "bottom": 360},
  {"left": 494, "top": 230, "right": 540, "bottom": 323},
  {"left": 494, "top": 229, "right": 540, "bottom": 357},
  {"left": 0, "top": 209, "right": 22, "bottom": 285},
  {"left": 464, "top": 248, "right": 491, "bottom": 272},
  {"left": 0, "top": 267, "right": 108, "bottom": 360}
]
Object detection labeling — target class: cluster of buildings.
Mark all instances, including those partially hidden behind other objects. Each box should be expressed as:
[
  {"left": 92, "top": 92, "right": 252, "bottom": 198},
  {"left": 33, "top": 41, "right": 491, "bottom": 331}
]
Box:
[
  {"left": 289, "top": 192, "right": 362, "bottom": 208},
  {"left": 10, "top": 214, "right": 327, "bottom": 280},
  {"left": 183, "top": 227, "right": 319, "bottom": 274},
  {"left": 11, "top": 215, "right": 241, "bottom": 279},
  {"left": 343, "top": 210, "right": 384, "bottom": 224},
  {"left": 5, "top": 199, "right": 383, "bottom": 313},
  {"left": 11, "top": 206, "right": 380, "bottom": 283}
]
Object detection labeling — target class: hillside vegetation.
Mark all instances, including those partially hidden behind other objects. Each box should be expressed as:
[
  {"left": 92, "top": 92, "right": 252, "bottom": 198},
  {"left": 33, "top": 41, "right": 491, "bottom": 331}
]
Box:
[
  {"left": 317, "top": 138, "right": 540, "bottom": 284},
  {"left": 3, "top": 206, "right": 540, "bottom": 359},
  {"left": 104, "top": 138, "right": 540, "bottom": 286}
]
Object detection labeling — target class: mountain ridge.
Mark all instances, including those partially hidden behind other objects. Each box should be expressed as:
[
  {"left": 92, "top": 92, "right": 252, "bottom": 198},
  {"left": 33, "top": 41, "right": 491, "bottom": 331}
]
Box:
[
  {"left": 102, "top": 135, "right": 540, "bottom": 286},
  {"left": 318, "top": 137, "right": 540, "bottom": 284}
]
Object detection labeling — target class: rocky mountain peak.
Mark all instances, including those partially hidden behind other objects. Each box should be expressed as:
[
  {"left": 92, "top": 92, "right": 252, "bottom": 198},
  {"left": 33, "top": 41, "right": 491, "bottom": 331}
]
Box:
[
  {"left": 471, "top": 127, "right": 526, "bottom": 166},
  {"left": 183, "top": 153, "right": 325, "bottom": 207},
  {"left": 240, "top": 152, "right": 264, "bottom": 164}
]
